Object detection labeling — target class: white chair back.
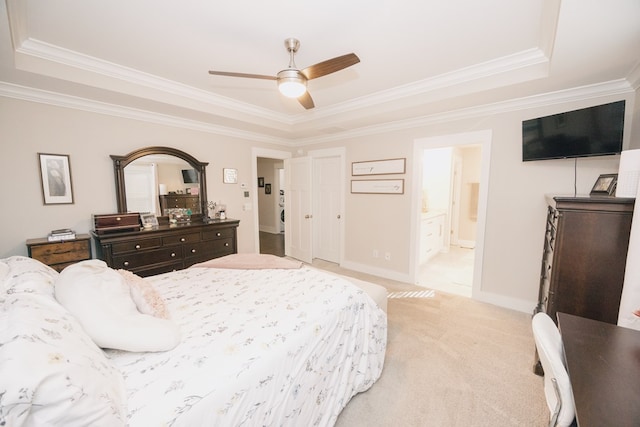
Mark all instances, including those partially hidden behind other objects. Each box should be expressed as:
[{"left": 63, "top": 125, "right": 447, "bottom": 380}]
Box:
[{"left": 532, "top": 312, "right": 575, "bottom": 427}]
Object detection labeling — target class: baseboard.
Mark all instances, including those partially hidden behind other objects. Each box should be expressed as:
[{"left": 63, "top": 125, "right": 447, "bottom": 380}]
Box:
[
  {"left": 473, "top": 289, "right": 537, "bottom": 314},
  {"left": 339, "top": 260, "right": 412, "bottom": 283},
  {"left": 457, "top": 240, "right": 476, "bottom": 249}
]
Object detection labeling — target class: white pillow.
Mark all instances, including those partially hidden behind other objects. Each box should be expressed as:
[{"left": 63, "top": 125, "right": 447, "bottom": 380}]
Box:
[
  {"left": 54, "top": 260, "right": 180, "bottom": 352},
  {"left": 2, "top": 256, "right": 59, "bottom": 297},
  {"left": 0, "top": 292, "right": 127, "bottom": 426}
]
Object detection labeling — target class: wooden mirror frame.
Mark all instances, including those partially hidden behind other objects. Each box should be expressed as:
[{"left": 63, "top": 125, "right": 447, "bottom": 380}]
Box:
[{"left": 111, "top": 146, "right": 209, "bottom": 221}]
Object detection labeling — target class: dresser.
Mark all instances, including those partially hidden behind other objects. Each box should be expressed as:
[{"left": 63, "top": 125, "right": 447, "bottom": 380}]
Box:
[
  {"left": 26, "top": 234, "right": 92, "bottom": 272},
  {"left": 159, "top": 194, "right": 201, "bottom": 214},
  {"left": 535, "top": 196, "right": 634, "bottom": 324},
  {"left": 92, "top": 219, "right": 239, "bottom": 277}
]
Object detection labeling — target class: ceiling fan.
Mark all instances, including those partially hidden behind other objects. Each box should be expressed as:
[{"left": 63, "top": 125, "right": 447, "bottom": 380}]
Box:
[{"left": 208, "top": 38, "right": 360, "bottom": 110}]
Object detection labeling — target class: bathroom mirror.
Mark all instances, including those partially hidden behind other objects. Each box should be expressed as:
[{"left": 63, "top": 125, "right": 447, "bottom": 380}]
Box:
[{"left": 112, "top": 146, "right": 208, "bottom": 220}]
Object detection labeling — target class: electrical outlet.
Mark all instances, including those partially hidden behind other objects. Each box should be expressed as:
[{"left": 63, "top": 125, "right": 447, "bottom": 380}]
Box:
[
  {"left": 384, "top": 252, "right": 391, "bottom": 261},
  {"left": 373, "top": 249, "right": 379, "bottom": 258}
]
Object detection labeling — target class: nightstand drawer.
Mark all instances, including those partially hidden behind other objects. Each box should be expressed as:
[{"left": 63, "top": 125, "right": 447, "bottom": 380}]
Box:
[{"left": 26, "top": 234, "right": 92, "bottom": 272}]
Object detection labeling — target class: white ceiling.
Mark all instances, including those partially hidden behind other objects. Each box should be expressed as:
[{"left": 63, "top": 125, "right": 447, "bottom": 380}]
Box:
[{"left": 1, "top": 0, "right": 639, "bottom": 145}]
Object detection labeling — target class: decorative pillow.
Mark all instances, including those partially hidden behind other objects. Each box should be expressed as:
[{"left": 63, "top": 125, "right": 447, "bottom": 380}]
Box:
[
  {"left": 54, "top": 260, "right": 180, "bottom": 352},
  {"left": 1, "top": 256, "right": 59, "bottom": 297},
  {"left": 117, "top": 269, "right": 169, "bottom": 319},
  {"left": 0, "top": 292, "right": 127, "bottom": 426}
]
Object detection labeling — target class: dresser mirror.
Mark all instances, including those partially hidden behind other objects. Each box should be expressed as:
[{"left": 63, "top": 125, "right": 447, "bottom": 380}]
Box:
[{"left": 111, "top": 146, "right": 209, "bottom": 221}]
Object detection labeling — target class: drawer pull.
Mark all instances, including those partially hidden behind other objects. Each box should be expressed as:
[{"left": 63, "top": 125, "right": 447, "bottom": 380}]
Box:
[
  {"left": 171, "top": 253, "right": 176, "bottom": 257},
  {"left": 216, "top": 232, "right": 222, "bottom": 237},
  {"left": 191, "top": 249, "right": 196, "bottom": 253},
  {"left": 123, "top": 261, "right": 129, "bottom": 267},
  {"left": 135, "top": 244, "right": 141, "bottom": 249},
  {"left": 116, "top": 217, "right": 121, "bottom": 221},
  {"left": 180, "top": 238, "right": 186, "bottom": 242},
  {"left": 224, "top": 243, "right": 229, "bottom": 247}
]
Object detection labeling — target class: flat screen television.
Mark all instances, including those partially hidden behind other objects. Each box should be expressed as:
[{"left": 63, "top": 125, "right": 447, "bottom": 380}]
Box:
[
  {"left": 181, "top": 169, "right": 198, "bottom": 183},
  {"left": 522, "top": 100, "right": 625, "bottom": 161}
]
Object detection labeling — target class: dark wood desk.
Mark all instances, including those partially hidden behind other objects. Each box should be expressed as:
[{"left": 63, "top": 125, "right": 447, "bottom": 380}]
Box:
[{"left": 557, "top": 312, "right": 640, "bottom": 427}]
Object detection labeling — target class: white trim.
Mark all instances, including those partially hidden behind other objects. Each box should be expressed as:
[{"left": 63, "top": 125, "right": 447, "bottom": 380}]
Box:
[
  {"left": 340, "top": 260, "right": 412, "bottom": 284},
  {"left": 0, "top": 79, "right": 632, "bottom": 146}
]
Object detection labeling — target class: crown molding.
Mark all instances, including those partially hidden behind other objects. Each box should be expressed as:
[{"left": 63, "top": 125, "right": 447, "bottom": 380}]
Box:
[
  {"left": 0, "top": 81, "right": 293, "bottom": 146},
  {"left": 1, "top": 78, "right": 632, "bottom": 147},
  {"left": 294, "top": 79, "right": 634, "bottom": 146}
]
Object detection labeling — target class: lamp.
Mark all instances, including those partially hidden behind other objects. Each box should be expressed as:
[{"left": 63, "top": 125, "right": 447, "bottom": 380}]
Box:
[{"left": 277, "top": 69, "right": 307, "bottom": 98}]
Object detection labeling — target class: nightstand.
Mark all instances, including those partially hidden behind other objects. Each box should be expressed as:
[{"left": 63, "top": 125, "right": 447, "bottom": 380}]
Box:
[{"left": 26, "top": 234, "right": 92, "bottom": 272}]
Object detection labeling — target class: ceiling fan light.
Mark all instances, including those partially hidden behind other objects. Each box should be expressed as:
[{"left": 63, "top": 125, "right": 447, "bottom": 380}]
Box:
[
  {"left": 277, "top": 69, "right": 307, "bottom": 98},
  {"left": 278, "top": 79, "right": 306, "bottom": 98}
]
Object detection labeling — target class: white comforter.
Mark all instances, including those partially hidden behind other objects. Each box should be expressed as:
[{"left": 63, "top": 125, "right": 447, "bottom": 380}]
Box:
[{"left": 107, "top": 266, "right": 387, "bottom": 426}]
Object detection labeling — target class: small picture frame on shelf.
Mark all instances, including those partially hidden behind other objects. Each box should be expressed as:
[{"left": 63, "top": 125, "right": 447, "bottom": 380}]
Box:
[
  {"left": 590, "top": 173, "right": 617, "bottom": 196},
  {"left": 140, "top": 212, "right": 159, "bottom": 229}
]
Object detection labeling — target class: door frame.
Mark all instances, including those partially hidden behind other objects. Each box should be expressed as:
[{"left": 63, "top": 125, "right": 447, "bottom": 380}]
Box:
[
  {"left": 410, "top": 130, "right": 492, "bottom": 299},
  {"left": 251, "top": 147, "right": 292, "bottom": 253}
]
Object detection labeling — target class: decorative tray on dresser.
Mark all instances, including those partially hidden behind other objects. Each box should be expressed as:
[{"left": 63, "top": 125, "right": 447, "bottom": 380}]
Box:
[{"left": 91, "top": 219, "right": 239, "bottom": 277}]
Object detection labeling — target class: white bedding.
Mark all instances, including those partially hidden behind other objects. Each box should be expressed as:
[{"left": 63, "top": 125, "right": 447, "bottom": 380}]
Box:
[{"left": 106, "top": 265, "right": 387, "bottom": 426}]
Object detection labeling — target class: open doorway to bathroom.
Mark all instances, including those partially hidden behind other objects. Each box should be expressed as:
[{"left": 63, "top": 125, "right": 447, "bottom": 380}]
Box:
[
  {"left": 412, "top": 129, "right": 491, "bottom": 299},
  {"left": 418, "top": 145, "right": 481, "bottom": 297}
]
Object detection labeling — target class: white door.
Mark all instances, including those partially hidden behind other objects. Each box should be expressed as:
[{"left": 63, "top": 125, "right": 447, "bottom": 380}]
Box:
[
  {"left": 313, "top": 156, "right": 341, "bottom": 263},
  {"left": 285, "top": 157, "right": 312, "bottom": 263}
]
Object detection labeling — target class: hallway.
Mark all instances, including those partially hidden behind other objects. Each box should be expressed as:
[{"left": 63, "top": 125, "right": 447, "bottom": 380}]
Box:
[{"left": 259, "top": 231, "right": 284, "bottom": 257}]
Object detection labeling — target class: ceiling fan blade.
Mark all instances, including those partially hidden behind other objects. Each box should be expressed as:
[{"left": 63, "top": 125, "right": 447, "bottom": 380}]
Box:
[
  {"left": 301, "top": 53, "right": 360, "bottom": 80},
  {"left": 298, "top": 91, "right": 315, "bottom": 109},
  {"left": 208, "top": 70, "right": 276, "bottom": 80}
]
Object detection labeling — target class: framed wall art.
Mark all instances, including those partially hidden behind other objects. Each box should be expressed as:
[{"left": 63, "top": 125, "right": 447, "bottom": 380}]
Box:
[
  {"left": 38, "top": 153, "right": 74, "bottom": 205},
  {"left": 258, "top": 177, "right": 265, "bottom": 187},
  {"left": 265, "top": 183, "right": 272, "bottom": 194},
  {"left": 352, "top": 158, "right": 406, "bottom": 176},
  {"left": 223, "top": 168, "right": 238, "bottom": 184},
  {"left": 351, "top": 179, "right": 404, "bottom": 194}
]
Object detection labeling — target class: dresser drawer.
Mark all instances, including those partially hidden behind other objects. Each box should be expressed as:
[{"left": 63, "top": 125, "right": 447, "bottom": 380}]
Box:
[
  {"left": 29, "top": 239, "right": 91, "bottom": 266},
  {"left": 111, "top": 246, "right": 183, "bottom": 270},
  {"left": 111, "top": 237, "right": 163, "bottom": 254},
  {"left": 202, "top": 227, "right": 235, "bottom": 240},
  {"left": 133, "top": 261, "right": 184, "bottom": 277},
  {"left": 162, "top": 232, "right": 201, "bottom": 246}
]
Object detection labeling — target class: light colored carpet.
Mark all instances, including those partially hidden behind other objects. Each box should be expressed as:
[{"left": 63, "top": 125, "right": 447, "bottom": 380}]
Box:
[{"left": 310, "top": 259, "right": 549, "bottom": 427}]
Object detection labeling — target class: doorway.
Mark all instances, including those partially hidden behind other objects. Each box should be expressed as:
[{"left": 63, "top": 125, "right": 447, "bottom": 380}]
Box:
[
  {"left": 411, "top": 130, "right": 492, "bottom": 299},
  {"left": 252, "top": 148, "right": 291, "bottom": 256}
]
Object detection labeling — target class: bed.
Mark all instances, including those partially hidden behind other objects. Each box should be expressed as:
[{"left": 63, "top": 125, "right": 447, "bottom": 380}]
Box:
[{"left": 0, "top": 255, "right": 387, "bottom": 426}]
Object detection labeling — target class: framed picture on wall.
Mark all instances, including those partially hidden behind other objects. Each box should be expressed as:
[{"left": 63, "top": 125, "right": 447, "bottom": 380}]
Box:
[
  {"left": 265, "top": 183, "right": 271, "bottom": 194},
  {"left": 38, "top": 153, "right": 74, "bottom": 205},
  {"left": 258, "top": 177, "right": 265, "bottom": 187}
]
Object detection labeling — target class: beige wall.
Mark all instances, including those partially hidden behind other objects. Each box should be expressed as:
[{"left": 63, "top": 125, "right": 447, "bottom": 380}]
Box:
[
  {"left": 1, "top": 89, "right": 637, "bottom": 312},
  {"left": 0, "top": 97, "right": 289, "bottom": 257}
]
